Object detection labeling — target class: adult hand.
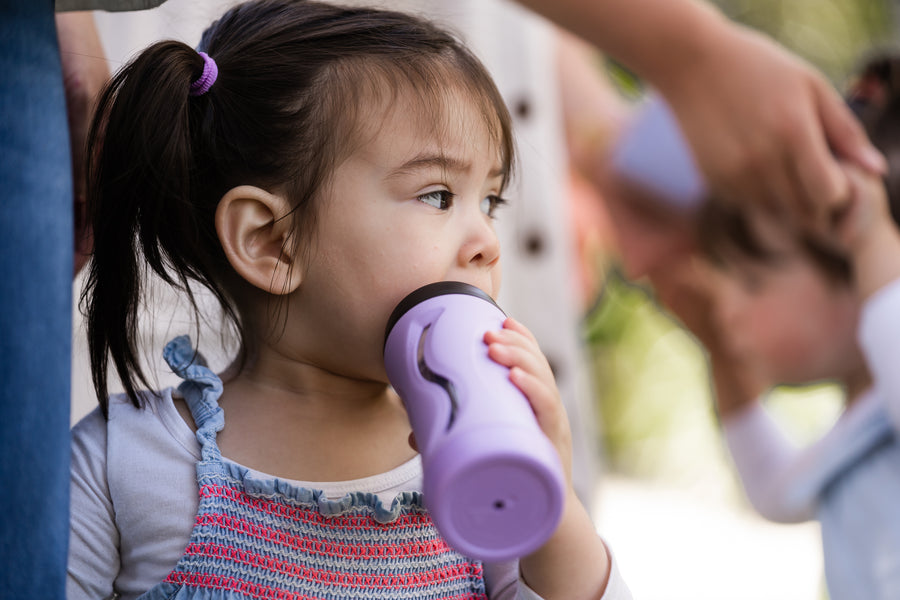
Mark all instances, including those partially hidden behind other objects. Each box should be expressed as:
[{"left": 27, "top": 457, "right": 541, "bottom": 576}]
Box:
[
  {"left": 518, "top": 0, "right": 886, "bottom": 228},
  {"left": 655, "top": 23, "right": 886, "bottom": 228},
  {"left": 55, "top": 11, "right": 110, "bottom": 277}
]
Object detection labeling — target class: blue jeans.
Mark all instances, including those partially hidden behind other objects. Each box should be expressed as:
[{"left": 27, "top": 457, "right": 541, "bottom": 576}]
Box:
[{"left": 0, "top": 1, "right": 73, "bottom": 598}]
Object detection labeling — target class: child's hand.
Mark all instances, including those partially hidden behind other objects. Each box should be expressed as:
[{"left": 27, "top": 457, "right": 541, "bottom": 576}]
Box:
[
  {"left": 831, "top": 163, "right": 893, "bottom": 253},
  {"left": 483, "top": 318, "right": 573, "bottom": 485},
  {"left": 486, "top": 318, "right": 613, "bottom": 599},
  {"left": 831, "top": 163, "right": 900, "bottom": 301},
  {"left": 650, "top": 256, "right": 768, "bottom": 419}
]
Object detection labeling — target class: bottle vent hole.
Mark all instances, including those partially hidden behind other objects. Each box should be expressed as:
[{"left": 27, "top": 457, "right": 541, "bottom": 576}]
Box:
[{"left": 493, "top": 500, "right": 506, "bottom": 510}]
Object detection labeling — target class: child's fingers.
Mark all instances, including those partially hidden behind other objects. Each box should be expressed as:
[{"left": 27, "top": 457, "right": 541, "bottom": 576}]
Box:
[
  {"left": 483, "top": 318, "right": 539, "bottom": 348},
  {"left": 486, "top": 335, "right": 549, "bottom": 379},
  {"left": 484, "top": 318, "right": 574, "bottom": 480},
  {"left": 484, "top": 319, "right": 543, "bottom": 358},
  {"left": 509, "top": 366, "right": 557, "bottom": 419},
  {"left": 509, "top": 365, "right": 573, "bottom": 480},
  {"left": 500, "top": 317, "right": 537, "bottom": 343},
  {"left": 485, "top": 324, "right": 565, "bottom": 414}
]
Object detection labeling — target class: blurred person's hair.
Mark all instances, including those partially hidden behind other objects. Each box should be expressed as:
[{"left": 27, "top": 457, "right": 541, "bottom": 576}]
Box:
[{"left": 698, "top": 200, "right": 852, "bottom": 285}]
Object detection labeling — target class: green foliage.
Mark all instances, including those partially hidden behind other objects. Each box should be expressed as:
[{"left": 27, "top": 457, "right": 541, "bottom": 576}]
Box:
[
  {"left": 586, "top": 269, "right": 722, "bottom": 480},
  {"left": 709, "top": 0, "right": 894, "bottom": 82},
  {"left": 603, "top": 58, "right": 644, "bottom": 102},
  {"left": 585, "top": 268, "right": 842, "bottom": 490}
]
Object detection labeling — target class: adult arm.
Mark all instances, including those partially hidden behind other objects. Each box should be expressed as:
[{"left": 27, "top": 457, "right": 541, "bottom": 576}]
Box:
[
  {"left": 55, "top": 10, "right": 109, "bottom": 276},
  {"left": 518, "top": 0, "right": 885, "bottom": 224}
]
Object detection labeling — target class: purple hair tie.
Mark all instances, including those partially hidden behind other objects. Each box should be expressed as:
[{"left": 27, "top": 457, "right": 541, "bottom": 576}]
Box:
[{"left": 189, "top": 51, "right": 218, "bottom": 97}]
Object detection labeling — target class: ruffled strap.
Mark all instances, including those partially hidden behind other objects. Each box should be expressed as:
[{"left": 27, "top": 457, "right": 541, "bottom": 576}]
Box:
[{"left": 163, "top": 335, "right": 224, "bottom": 462}]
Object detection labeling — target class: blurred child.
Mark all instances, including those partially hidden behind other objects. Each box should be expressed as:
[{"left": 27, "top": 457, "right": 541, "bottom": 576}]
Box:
[
  {"left": 684, "top": 53, "right": 900, "bottom": 600},
  {"left": 68, "top": 2, "right": 629, "bottom": 599}
]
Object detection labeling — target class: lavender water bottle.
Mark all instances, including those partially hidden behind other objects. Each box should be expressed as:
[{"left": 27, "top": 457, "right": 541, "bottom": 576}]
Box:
[{"left": 383, "top": 281, "right": 565, "bottom": 562}]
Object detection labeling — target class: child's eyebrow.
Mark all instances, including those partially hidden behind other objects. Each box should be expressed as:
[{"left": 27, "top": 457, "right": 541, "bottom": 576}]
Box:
[
  {"left": 388, "top": 154, "right": 470, "bottom": 178},
  {"left": 386, "top": 154, "right": 505, "bottom": 180}
]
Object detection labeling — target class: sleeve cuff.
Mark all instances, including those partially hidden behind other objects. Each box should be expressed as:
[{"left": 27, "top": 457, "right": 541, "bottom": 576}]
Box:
[
  {"left": 859, "top": 276, "right": 900, "bottom": 359},
  {"left": 599, "top": 544, "right": 633, "bottom": 600},
  {"left": 516, "top": 539, "right": 632, "bottom": 600}
]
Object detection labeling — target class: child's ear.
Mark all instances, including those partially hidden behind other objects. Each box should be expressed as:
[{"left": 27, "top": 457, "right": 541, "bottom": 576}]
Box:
[{"left": 216, "top": 185, "right": 302, "bottom": 295}]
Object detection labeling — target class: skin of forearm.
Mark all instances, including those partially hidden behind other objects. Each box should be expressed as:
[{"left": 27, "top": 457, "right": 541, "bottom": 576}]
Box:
[
  {"left": 519, "top": 490, "right": 611, "bottom": 600},
  {"left": 709, "top": 352, "right": 763, "bottom": 422},
  {"left": 56, "top": 11, "right": 110, "bottom": 275},
  {"left": 555, "top": 28, "right": 630, "bottom": 179},
  {"left": 852, "top": 221, "right": 900, "bottom": 301},
  {"left": 517, "top": 0, "right": 730, "bottom": 87},
  {"left": 55, "top": 11, "right": 108, "bottom": 100}
]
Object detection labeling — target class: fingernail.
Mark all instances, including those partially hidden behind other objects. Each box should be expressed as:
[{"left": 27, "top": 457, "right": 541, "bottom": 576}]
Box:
[{"left": 862, "top": 147, "right": 888, "bottom": 174}]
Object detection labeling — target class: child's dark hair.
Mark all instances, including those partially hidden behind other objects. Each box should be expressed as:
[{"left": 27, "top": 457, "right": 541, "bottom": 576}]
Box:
[
  {"left": 82, "top": 0, "right": 514, "bottom": 416},
  {"left": 699, "top": 50, "right": 900, "bottom": 283},
  {"left": 698, "top": 202, "right": 852, "bottom": 285},
  {"left": 847, "top": 51, "right": 900, "bottom": 222}
]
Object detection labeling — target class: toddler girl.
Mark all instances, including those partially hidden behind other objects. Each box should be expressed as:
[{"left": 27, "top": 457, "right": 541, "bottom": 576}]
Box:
[
  {"left": 681, "top": 53, "right": 900, "bottom": 600},
  {"left": 68, "top": 1, "right": 629, "bottom": 599}
]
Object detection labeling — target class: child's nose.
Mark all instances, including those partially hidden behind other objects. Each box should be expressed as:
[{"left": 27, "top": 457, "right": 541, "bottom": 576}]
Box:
[{"left": 459, "top": 213, "right": 500, "bottom": 269}]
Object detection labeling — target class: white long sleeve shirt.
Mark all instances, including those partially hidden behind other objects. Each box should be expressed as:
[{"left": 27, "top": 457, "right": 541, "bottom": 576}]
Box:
[{"left": 722, "top": 278, "right": 900, "bottom": 600}]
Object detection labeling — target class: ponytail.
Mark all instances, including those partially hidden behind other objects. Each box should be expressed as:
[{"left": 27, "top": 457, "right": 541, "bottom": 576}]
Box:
[{"left": 83, "top": 42, "right": 237, "bottom": 415}]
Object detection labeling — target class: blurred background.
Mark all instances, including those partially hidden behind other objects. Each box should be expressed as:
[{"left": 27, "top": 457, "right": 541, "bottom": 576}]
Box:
[
  {"left": 581, "top": 1, "right": 896, "bottom": 598},
  {"left": 68, "top": 1, "right": 900, "bottom": 598}
]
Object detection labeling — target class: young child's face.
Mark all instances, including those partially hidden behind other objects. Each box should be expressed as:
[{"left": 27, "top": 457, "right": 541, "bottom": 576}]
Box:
[
  {"left": 284, "top": 86, "right": 507, "bottom": 381},
  {"left": 709, "top": 210, "right": 862, "bottom": 387}
]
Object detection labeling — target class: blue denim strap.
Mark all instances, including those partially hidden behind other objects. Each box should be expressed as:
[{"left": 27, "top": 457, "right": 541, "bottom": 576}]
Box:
[{"left": 163, "top": 335, "right": 225, "bottom": 462}]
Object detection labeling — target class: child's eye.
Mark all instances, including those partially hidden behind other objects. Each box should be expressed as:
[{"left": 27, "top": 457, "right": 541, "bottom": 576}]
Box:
[
  {"left": 481, "top": 195, "right": 508, "bottom": 218},
  {"left": 417, "top": 190, "right": 454, "bottom": 210}
]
